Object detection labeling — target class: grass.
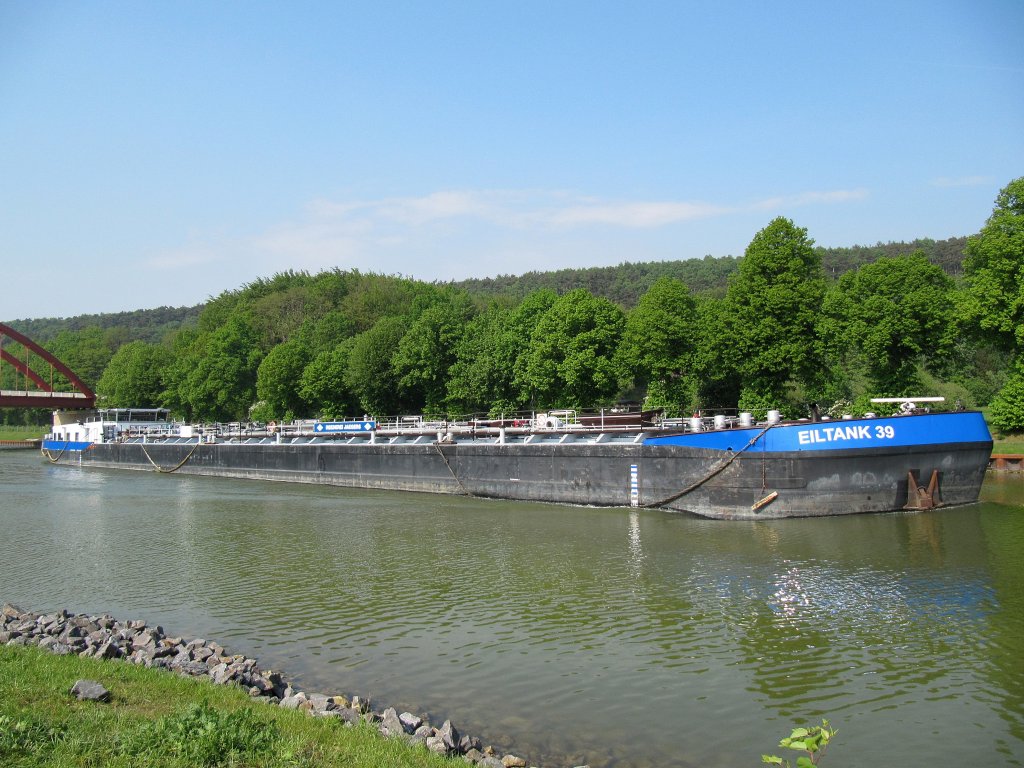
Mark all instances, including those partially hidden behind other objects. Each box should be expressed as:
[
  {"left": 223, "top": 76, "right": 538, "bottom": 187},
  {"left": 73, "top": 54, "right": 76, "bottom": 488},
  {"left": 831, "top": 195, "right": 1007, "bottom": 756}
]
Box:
[
  {"left": 992, "top": 436, "right": 1024, "bottom": 454},
  {"left": 0, "top": 425, "right": 43, "bottom": 442},
  {"left": 0, "top": 644, "right": 461, "bottom": 768}
]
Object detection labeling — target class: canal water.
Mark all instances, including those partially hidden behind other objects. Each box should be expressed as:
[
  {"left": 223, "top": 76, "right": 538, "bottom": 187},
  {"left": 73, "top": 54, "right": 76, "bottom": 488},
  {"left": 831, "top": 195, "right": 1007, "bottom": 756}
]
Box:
[{"left": 1, "top": 450, "right": 1022, "bottom": 767}]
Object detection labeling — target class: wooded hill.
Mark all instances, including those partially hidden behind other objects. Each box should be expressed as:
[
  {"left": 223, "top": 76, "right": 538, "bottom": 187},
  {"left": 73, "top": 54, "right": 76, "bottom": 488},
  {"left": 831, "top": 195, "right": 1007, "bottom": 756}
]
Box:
[
  {"left": 4, "top": 234, "right": 969, "bottom": 336},
  {"left": 3, "top": 190, "right": 1022, "bottom": 435}
]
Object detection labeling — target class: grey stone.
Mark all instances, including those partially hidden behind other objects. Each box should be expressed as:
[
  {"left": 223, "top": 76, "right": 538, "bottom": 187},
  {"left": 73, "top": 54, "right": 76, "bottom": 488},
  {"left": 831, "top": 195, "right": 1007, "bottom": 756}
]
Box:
[
  {"left": 70, "top": 679, "right": 111, "bottom": 702},
  {"left": 500, "top": 756, "right": 527, "bottom": 768},
  {"left": 380, "top": 707, "right": 406, "bottom": 737},
  {"left": 177, "top": 661, "right": 210, "bottom": 676},
  {"left": 399, "top": 712, "right": 423, "bottom": 732},
  {"left": 1, "top": 603, "right": 25, "bottom": 619},
  {"left": 438, "top": 719, "right": 460, "bottom": 752},
  {"left": 323, "top": 707, "right": 360, "bottom": 725},
  {"left": 210, "top": 662, "right": 235, "bottom": 685},
  {"left": 463, "top": 747, "right": 485, "bottom": 764},
  {"left": 426, "top": 735, "right": 448, "bottom": 754},
  {"left": 95, "top": 640, "right": 123, "bottom": 660},
  {"left": 279, "top": 694, "right": 308, "bottom": 710},
  {"left": 478, "top": 758, "right": 505, "bottom": 768},
  {"left": 307, "top": 693, "right": 333, "bottom": 713}
]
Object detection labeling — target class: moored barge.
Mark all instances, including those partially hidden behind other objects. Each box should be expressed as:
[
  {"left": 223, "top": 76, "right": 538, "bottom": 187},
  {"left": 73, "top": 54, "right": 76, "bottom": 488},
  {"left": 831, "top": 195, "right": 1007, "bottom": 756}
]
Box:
[{"left": 41, "top": 404, "right": 993, "bottom": 520}]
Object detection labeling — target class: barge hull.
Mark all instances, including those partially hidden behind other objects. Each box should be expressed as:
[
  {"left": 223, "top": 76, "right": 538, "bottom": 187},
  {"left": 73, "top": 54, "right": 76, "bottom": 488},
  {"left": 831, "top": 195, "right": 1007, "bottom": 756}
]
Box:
[{"left": 59, "top": 438, "right": 991, "bottom": 520}]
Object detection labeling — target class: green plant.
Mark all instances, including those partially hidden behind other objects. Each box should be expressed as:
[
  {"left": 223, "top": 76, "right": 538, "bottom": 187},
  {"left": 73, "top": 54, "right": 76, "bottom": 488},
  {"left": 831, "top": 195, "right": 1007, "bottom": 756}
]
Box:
[
  {"left": 0, "top": 712, "right": 63, "bottom": 757},
  {"left": 123, "top": 700, "right": 278, "bottom": 766},
  {"left": 762, "top": 720, "right": 836, "bottom": 768}
]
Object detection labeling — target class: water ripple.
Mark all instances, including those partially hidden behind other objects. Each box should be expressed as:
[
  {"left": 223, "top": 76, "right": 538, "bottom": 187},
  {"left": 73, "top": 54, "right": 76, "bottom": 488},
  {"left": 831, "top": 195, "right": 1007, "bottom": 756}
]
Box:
[{"left": 2, "top": 452, "right": 1023, "bottom": 767}]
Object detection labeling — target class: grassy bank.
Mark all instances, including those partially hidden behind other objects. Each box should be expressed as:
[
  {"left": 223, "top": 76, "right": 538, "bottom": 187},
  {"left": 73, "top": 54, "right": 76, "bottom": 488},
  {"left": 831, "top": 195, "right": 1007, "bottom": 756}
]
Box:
[
  {"left": 0, "top": 644, "right": 457, "bottom": 768},
  {"left": 993, "top": 435, "right": 1024, "bottom": 454},
  {"left": 0, "top": 426, "right": 42, "bottom": 442}
]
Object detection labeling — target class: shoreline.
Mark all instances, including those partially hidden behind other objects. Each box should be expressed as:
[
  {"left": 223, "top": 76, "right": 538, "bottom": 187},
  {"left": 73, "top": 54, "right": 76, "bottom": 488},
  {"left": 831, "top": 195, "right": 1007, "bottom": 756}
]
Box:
[{"left": 2, "top": 602, "right": 578, "bottom": 768}]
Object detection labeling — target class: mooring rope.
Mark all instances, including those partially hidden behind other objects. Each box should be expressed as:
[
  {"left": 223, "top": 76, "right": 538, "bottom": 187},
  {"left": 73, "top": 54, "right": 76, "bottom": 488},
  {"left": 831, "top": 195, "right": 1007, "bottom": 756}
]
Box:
[
  {"left": 42, "top": 441, "right": 69, "bottom": 463},
  {"left": 139, "top": 440, "right": 202, "bottom": 474},
  {"left": 433, "top": 441, "right": 474, "bottom": 496},
  {"left": 644, "top": 423, "right": 775, "bottom": 509}
]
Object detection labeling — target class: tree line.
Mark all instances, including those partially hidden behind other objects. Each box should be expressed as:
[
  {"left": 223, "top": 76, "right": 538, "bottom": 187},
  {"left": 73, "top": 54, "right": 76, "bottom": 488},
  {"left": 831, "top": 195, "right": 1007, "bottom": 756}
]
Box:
[{"left": 4, "top": 178, "right": 1022, "bottom": 433}]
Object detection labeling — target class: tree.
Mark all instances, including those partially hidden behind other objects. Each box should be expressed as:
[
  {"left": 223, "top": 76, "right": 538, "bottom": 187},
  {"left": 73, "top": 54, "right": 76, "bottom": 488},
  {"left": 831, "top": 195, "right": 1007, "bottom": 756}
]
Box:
[
  {"left": 616, "top": 277, "right": 698, "bottom": 414},
  {"left": 446, "top": 290, "right": 559, "bottom": 415},
  {"left": 524, "top": 289, "right": 626, "bottom": 409},
  {"left": 960, "top": 177, "right": 1024, "bottom": 352},
  {"left": 820, "top": 253, "right": 955, "bottom": 395},
  {"left": 255, "top": 339, "right": 310, "bottom": 420},
  {"left": 96, "top": 340, "right": 172, "bottom": 407},
  {"left": 299, "top": 339, "right": 360, "bottom": 419},
  {"left": 723, "top": 217, "right": 826, "bottom": 409},
  {"left": 960, "top": 178, "right": 1024, "bottom": 429},
  {"left": 44, "top": 327, "right": 115, "bottom": 389},
  {"left": 392, "top": 292, "right": 476, "bottom": 413},
  {"left": 989, "top": 360, "right": 1024, "bottom": 434},
  {"left": 180, "top": 314, "right": 263, "bottom": 421},
  {"left": 691, "top": 295, "right": 742, "bottom": 409},
  {"left": 344, "top": 316, "right": 409, "bottom": 417}
]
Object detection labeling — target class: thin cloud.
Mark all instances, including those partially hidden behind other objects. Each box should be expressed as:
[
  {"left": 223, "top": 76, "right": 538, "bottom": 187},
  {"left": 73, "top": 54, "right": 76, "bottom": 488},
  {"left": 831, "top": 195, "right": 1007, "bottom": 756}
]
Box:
[
  {"left": 932, "top": 175, "right": 993, "bottom": 188},
  {"left": 153, "top": 187, "right": 873, "bottom": 280},
  {"left": 752, "top": 188, "right": 869, "bottom": 211}
]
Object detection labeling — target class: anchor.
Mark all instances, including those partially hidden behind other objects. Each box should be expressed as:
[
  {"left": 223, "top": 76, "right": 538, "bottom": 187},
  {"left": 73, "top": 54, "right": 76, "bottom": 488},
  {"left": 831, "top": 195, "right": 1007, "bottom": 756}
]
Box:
[{"left": 904, "top": 469, "right": 943, "bottom": 510}]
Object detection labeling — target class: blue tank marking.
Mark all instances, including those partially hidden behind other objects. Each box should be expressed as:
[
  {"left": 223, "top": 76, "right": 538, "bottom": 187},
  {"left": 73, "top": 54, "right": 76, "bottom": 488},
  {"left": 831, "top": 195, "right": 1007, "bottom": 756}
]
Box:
[
  {"left": 41, "top": 439, "right": 92, "bottom": 451},
  {"left": 644, "top": 412, "right": 992, "bottom": 453}
]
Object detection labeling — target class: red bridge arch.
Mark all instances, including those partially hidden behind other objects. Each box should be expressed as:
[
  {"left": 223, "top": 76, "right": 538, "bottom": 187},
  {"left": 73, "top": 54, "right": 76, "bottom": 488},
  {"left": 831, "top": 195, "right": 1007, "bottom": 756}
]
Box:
[{"left": 0, "top": 323, "right": 96, "bottom": 409}]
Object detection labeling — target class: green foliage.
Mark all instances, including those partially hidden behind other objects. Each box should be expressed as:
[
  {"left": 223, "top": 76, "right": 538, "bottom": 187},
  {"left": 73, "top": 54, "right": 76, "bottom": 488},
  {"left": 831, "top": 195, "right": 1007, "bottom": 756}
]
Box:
[
  {"left": 960, "top": 177, "right": 1024, "bottom": 352},
  {"left": 989, "top": 360, "right": 1024, "bottom": 435},
  {"left": 524, "top": 289, "right": 626, "bottom": 409},
  {"left": 300, "top": 339, "right": 360, "bottom": 419},
  {"left": 178, "top": 315, "right": 264, "bottom": 422},
  {"left": 820, "top": 253, "right": 955, "bottom": 395},
  {"left": 5, "top": 216, "right": 1003, "bottom": 420},
  {"left": 42, "top": 326, "right": 117, "bottom": 389},
  {"left": 446, "top": 290, "right": 558, "bottom": 415},
  {"left": 341, "top": 272, "right": 440, "bottom": 334},
  {"left": 0, "top": 712, "right": 63, "bottom": 756},
  {"left": 2, "top": 305, "right": 200, "bottom": 347},
  {"left": 1, "top": 641, "right": 456, "bottom": 768},
  {"left": 762, "top": 720, "right": 836, "bottom": 768},
  {"left": 393, "top": 292, "right": 477, "bottom": 413},
  {"left": 256, "top": 339, "right": 312, "bottom": 420},
  {"left": 345, "top": 316, "right": 410, "bottom": 417},
  {"left": 723, "top": 217, "right": 826, "bottom": 406},
  {"left": 123, "top": 701, "right": 277, "bottom": 766},
  {"left": 96, "top": 340, "right": 173, "bottom": 407},
  {"left": 617, "top": 277, "right": 699, "bottom": 415}
]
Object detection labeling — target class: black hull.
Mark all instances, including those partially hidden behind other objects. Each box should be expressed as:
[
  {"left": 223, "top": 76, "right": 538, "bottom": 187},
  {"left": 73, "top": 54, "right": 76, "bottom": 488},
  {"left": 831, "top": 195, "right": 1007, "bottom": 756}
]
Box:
[{"left": 56, "top": 438, "right": 991, "bottom": 520}]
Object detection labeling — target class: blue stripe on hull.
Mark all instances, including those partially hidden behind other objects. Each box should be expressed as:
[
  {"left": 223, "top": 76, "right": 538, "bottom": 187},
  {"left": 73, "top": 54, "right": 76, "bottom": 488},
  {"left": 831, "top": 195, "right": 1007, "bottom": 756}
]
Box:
[
  {"left": 41, "top": 439, "right": 92, "bottom": 451},
  {"left": 644, "top": 411, "right": 992, "bottom": 453}
]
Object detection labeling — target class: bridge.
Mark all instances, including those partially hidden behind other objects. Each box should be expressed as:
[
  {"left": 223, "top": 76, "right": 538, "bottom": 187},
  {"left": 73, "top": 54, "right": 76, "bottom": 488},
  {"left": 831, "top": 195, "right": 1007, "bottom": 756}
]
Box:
[{"left": 0, "top": 323, "right": 96, "bottom": 409}]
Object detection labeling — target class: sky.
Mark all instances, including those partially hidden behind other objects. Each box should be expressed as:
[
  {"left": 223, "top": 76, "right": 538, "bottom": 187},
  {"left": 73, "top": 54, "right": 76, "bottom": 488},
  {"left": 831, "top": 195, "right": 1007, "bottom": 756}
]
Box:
[{"left": 1, "top": 1, "right": 1022, "bottom": 320}]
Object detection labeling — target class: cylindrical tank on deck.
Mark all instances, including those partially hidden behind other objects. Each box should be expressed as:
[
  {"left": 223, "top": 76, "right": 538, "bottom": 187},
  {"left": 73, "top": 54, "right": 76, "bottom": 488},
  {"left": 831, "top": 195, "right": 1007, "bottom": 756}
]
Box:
[
  {"left": 688, "top": 416, "right": 702, "bottom": 432},
  {"left": 767, "top": 409, "right": 782, "bottom": 424},
  {"left": 739, "top": 412, "right": 753, "bottom": 428},
  {"left": 713, "top": 414, "right": 726, "bottom": 430}
]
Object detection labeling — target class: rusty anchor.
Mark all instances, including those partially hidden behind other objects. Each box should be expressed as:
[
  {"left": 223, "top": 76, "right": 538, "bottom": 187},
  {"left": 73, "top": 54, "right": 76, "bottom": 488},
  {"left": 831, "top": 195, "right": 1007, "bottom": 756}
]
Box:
[{"left": 904, "top": 469, "right": 943, "bottom": 510}]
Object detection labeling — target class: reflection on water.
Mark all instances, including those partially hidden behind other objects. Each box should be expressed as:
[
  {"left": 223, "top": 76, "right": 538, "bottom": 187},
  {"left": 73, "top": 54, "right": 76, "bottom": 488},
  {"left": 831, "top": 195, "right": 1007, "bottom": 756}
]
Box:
[{"left": 2, "top": 452, "right": 1023, "bottom": 767}]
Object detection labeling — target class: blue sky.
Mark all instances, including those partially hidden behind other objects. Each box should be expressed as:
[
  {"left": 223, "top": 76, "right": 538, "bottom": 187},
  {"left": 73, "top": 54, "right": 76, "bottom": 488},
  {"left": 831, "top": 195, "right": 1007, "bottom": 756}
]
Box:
[{"left": 1, "top": 1, "right": 1021, "bottom": 320}]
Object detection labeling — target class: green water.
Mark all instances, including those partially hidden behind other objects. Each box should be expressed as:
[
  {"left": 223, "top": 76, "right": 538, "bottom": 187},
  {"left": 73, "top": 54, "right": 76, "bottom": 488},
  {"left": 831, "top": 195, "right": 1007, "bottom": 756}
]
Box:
[{"left": 2, "top": 450, "right": 1023, "bottom": 767}]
